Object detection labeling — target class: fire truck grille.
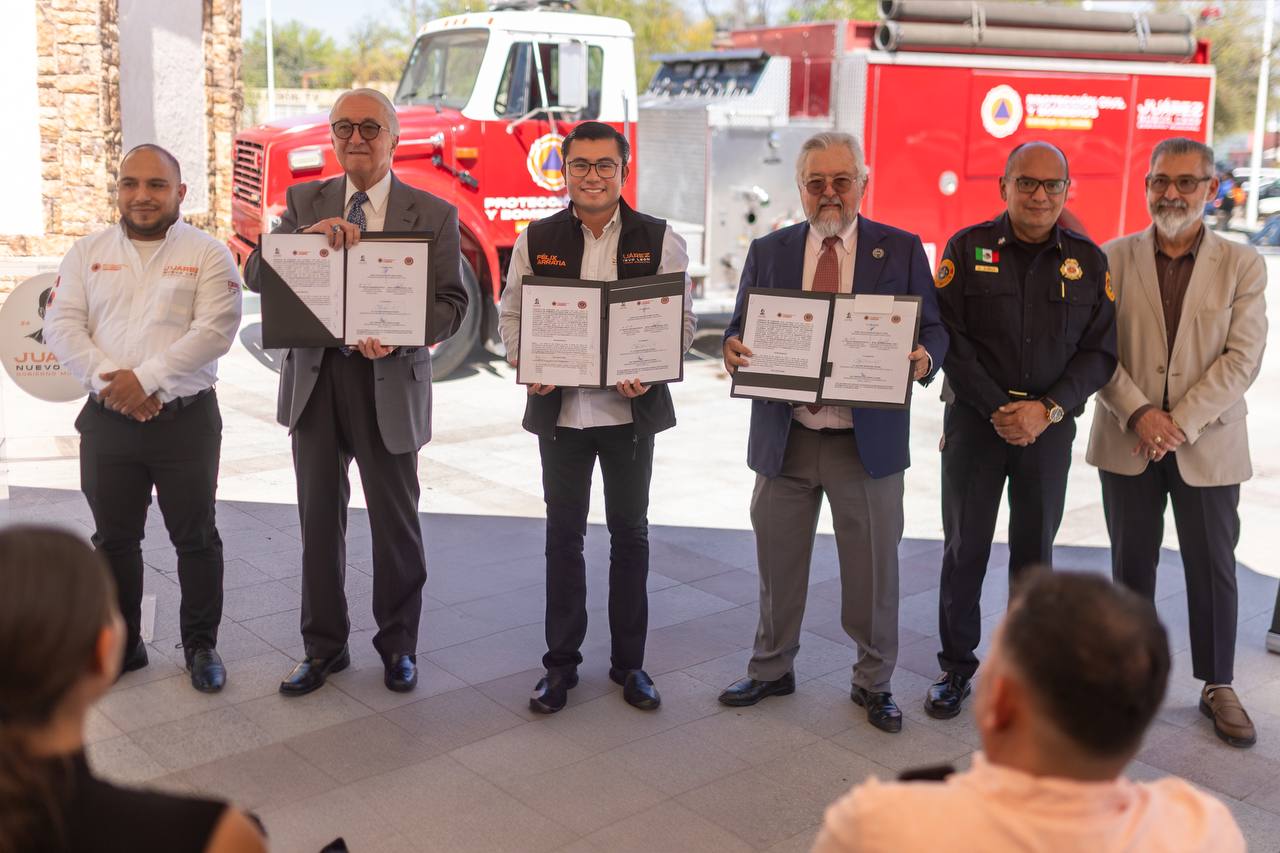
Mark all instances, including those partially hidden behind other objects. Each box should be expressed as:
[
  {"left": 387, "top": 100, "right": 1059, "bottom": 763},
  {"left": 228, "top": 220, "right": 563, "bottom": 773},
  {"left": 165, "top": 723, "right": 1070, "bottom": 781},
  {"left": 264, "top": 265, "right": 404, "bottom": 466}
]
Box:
[{"left": 233, "top": 140, "right": 265, "bottom": 206}]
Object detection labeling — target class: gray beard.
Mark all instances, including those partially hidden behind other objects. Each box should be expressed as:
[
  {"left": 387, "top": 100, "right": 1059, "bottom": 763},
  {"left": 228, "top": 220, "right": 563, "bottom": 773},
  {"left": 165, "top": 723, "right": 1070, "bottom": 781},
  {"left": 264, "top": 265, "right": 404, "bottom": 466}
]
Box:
[
  {"left": 809, "top": 207, "right": 853, "bottom": 238},
  {"left": 1151, "top": 203, "right": 1200, "bottom": 241}
]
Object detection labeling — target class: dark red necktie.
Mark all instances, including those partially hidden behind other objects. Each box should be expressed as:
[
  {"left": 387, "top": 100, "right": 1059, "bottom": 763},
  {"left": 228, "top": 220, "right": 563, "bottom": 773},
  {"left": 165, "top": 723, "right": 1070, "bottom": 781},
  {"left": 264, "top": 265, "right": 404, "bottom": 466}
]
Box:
[{"left": 806, "top": 237, "right": 841, "bottom": 413}]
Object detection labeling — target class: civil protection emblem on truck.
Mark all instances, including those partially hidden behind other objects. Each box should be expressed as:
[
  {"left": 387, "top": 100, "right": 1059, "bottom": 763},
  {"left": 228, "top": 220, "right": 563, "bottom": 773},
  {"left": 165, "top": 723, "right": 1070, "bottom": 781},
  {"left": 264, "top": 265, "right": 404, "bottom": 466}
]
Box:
[
  {"left": 981, "top": 85, "right": 1023, "bottom": 139},
  {"left": 527, "top": 133, "right": 567, "bottom": 191}
]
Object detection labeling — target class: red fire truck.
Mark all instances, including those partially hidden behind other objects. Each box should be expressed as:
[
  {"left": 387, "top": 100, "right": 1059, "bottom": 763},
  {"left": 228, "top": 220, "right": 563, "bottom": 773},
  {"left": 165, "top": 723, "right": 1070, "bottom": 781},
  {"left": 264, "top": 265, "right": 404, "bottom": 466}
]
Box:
[{"left": 228, "top": 0, "right": 1213, "bottom": 376}]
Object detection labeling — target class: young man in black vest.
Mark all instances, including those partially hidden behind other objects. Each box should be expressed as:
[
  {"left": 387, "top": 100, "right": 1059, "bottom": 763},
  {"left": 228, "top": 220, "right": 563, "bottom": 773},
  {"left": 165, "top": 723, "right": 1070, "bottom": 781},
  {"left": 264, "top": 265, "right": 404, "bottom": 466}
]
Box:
[{"left": 499, "top": 121, "right": 696, "bottom": 714}]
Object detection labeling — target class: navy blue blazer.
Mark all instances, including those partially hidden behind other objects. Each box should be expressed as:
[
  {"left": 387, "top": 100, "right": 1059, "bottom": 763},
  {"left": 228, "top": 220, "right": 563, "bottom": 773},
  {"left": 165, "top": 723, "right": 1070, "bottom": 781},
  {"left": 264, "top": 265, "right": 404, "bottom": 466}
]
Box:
[{"left": 725, "top": 217, "right": 949, "bottom": 480}]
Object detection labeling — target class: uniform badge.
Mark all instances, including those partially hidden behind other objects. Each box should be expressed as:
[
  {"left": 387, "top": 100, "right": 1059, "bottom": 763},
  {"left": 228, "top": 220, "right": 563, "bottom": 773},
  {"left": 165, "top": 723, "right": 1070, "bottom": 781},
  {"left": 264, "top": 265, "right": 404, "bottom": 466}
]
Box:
[
  {"left": 872, "top": 247, "right": 885, "bottom": 259},
  {"left": 1060, "top": 258, "right": 1083, "bottom": 280},
  {"left": 935, "top": 258, "right": 955, "bottom": 289},
  {"left": 1105, "top": 271, "right": 1115, "bottom": 302},
  {"left": 975, "top": 248, "right": 999, "bottom": 263}
]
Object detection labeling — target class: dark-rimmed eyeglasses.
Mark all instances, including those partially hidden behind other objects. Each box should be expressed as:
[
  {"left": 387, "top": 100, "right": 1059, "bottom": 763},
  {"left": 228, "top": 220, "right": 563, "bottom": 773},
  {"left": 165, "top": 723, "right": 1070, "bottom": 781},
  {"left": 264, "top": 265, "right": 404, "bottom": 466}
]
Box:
[
  {"left": 566, "top": 159, "right": 620, "bottom": 179},
  {"left": 1146, "top": 175, "right": 1213, "bottom": 194},
  {"left": 803, "top": 176, "right": 857, "bottom": 196},
  {"left": 331, "top": 120, "right": 388, "bottom": 141},
  {"left": 1010, "top": 177, "right": 1069, "bottom": 195}
]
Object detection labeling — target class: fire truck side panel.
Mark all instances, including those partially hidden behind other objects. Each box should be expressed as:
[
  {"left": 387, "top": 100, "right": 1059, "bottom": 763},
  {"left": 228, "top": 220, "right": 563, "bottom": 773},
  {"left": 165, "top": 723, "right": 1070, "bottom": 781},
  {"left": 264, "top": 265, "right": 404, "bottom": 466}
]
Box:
[{"left": 1123, "top": 72, "right": 1215, "bottom": 235}]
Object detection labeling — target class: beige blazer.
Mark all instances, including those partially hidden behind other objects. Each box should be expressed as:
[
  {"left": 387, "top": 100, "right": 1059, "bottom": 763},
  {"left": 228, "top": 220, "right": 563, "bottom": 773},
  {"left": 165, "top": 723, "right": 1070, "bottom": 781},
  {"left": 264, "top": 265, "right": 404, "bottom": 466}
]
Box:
[{"left": 1086, "top": 226, "right": 1266, "bottom": 487}]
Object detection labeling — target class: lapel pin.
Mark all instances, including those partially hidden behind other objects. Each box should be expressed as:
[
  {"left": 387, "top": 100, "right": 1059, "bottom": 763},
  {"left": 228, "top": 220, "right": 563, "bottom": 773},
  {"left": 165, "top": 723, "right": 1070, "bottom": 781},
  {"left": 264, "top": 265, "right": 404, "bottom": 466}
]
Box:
[{"left": 872, "top": 247, "right": 885, "bottom": 259}]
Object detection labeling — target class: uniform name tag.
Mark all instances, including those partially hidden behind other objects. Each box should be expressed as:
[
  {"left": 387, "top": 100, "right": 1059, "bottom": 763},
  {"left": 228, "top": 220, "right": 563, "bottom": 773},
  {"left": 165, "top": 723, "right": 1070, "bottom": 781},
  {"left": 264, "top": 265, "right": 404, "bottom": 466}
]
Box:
[{"left": 974, "top": 264, "right": 1000, "bottom": 273}]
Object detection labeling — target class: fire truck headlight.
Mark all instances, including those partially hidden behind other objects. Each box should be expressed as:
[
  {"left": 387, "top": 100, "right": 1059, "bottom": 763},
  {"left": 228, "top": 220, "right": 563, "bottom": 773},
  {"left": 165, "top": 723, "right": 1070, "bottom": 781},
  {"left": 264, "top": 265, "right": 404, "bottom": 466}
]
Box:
[{"left": 288, "top": 148, "right": 326, "bottom": 173}]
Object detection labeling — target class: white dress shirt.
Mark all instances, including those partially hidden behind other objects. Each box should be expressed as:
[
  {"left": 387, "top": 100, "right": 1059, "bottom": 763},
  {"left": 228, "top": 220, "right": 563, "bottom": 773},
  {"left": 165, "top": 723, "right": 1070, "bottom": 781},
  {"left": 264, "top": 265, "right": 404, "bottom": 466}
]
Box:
[
  {"left": 499, "top": 204, "right": 697, "bottom": 429},
  {"left": 44, "top": 220, "right": 243, "bottom": 402},
  {"left": 345, "top": 171, "right": 392, "bottom": 231},
  {"left": 794, "top": 218, "right": 859, "bottom": 431}
]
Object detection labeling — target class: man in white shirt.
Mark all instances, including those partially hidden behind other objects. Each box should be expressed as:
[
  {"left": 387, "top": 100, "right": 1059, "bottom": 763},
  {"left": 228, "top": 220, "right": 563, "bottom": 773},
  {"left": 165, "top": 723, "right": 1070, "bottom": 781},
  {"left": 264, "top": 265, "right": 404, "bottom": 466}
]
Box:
[
  {"left": 45, "top": 144, "right": 243, "bottom": 692},
  {"left": 499, "top": 121, "right": 695, "bottom": 714},
  {"left": 812, "top": 571, "right": 1244, "bottom": 853}
]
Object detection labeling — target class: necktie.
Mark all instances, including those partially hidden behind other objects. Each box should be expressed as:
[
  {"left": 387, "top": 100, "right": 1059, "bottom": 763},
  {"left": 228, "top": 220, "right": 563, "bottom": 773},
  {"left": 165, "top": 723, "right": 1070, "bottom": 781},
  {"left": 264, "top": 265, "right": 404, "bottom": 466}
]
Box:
[
  {"left": 347, "top": 190, "right": 369, "bottom": 232},
  {"left": 806, "top": 236, "right": 841, "bottom": 413},
  {"left": 339, "top": 191, "right": 370, "bottom": 355}
]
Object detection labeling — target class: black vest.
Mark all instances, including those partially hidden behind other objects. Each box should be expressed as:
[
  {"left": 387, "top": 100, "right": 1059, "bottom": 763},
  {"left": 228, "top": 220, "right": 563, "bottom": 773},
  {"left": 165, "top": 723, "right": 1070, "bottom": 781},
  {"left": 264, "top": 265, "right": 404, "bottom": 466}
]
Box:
[{"left": 522, "top": 200, "right": 677, "bottom": 438}]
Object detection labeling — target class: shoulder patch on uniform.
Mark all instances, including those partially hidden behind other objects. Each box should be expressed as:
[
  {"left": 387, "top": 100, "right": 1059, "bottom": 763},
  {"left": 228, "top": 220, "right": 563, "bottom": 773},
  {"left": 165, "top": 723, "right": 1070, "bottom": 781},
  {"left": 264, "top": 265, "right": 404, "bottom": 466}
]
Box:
[
  {"left": 935, "top": 258, "right": 955, "bottom": 289},
  {"left": 1105, "top": 271, "right": 1115, "bottom": 302}
]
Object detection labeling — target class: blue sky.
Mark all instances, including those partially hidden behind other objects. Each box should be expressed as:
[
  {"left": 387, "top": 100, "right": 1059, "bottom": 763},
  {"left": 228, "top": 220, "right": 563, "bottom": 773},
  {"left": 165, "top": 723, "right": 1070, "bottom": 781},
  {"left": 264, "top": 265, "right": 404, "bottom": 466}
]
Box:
[{"left": 241, "top": 0, "right": 409, "bottom": 42}]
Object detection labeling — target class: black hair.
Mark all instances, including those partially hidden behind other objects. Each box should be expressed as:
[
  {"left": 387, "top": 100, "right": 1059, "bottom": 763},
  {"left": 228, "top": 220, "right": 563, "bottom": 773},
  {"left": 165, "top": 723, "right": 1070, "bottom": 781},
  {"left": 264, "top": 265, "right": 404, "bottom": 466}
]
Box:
[
  {"left": 121, "top": 143, "right": 183, "bottom": 182},
  {"left": 1004, "top": 141, "right": 1069, "bottom": 181},
  {"left": 1002, "top": 571, "right": 1170, "bottom": 758},
  {"left": 0, "top": 527, "right": 116, "bottom": 853},
  {"left": 560, "top": 121, "right": 630, "bottom": 169}
]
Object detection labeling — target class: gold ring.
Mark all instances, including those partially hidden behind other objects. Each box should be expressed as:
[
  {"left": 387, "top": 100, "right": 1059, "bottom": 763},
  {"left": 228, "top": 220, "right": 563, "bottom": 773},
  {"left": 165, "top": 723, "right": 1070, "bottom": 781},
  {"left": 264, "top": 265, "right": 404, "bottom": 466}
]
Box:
[{"left": 1155, "top": 436, "right": 1164, "bottom": 443}]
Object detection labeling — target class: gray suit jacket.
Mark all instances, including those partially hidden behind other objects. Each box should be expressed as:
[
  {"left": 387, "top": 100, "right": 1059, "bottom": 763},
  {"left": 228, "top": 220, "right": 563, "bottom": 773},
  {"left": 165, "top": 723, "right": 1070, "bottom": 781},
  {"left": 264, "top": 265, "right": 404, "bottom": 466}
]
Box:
[{"left": 244, "top": 172, "right": 468, "bottom": 454}]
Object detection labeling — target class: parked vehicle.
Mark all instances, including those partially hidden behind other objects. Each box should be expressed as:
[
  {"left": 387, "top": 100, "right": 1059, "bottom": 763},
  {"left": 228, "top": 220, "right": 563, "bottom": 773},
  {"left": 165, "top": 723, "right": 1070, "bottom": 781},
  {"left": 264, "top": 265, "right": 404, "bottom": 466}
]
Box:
[{"left": 229, "top": 0, "right": 1214, "bottom": 375}]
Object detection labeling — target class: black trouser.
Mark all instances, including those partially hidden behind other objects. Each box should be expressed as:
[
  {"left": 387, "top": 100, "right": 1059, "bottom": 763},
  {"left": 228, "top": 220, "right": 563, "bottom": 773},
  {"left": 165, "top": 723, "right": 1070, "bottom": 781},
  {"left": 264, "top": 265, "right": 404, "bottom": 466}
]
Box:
[
  {"left": 938, "top": 401, "right": 1075, "bottom": 678},
  {"left": 1100, "top": 457, "right": 1240, "bottom": 684},
  {"left": 538, "top": 424, "right": 654, "bottom": 674},
  {"left": 76, "top": 391, "right": 224, "bottom": 658},
  {"left": 294, "top": 350, "right": 426, "bottom": 660}
]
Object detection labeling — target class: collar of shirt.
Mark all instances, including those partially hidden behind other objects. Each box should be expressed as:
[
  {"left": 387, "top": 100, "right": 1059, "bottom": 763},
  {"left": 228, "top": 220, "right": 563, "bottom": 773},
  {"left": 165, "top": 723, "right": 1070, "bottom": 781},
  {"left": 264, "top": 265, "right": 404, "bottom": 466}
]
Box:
[
  {"left": 570, "top": 203, "right": 621, "bottom": 240},
  {"left": 1154, "top": 222, "right": 1205, "bottom": 262},
  {"left": 961, "top": 752, "right": 1135, "bottom": 813},
  {"left": 806, "top": 216, "right": 858, "bottom": 258},
  {"left": 345, "top": 171, "right": 392, "bottom": 218},
  {"left": 995, "top": 211, "right": 1063, "bottom": 254},
  {"left": 114, "top": 219, "right": 185, "bottom": 265}
]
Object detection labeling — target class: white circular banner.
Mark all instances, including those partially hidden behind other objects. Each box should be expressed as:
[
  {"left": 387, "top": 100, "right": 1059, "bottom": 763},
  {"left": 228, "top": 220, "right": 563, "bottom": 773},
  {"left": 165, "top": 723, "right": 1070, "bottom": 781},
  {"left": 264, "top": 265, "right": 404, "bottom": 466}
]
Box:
[{"left": 0, "top": 273, "right": 87, "bottom": 402}]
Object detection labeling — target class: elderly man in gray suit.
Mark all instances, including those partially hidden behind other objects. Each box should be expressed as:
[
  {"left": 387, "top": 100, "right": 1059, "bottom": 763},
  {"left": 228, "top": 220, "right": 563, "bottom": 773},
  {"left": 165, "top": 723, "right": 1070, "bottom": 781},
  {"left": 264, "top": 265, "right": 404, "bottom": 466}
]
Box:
[{"left": 245, "top": 88, "right": 468, "bottom": 696}]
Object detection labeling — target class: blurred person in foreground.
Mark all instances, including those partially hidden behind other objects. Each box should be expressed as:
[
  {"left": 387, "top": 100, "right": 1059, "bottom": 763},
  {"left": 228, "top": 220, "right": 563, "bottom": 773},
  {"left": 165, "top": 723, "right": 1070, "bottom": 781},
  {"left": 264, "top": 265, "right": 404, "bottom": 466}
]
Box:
[
  {"left": 0, "top": 526, "right": 265, "bottom": 853},
  {"left": 812, "top": 571, "right": 1243, "bottom": 853}
]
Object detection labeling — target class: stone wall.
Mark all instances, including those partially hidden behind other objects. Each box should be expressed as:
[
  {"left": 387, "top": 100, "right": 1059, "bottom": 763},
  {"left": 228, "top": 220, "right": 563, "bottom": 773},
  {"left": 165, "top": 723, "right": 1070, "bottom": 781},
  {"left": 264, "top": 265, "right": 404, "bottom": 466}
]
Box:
[{"left": 0, "top": 0, "right": 242, "bottom": 290}]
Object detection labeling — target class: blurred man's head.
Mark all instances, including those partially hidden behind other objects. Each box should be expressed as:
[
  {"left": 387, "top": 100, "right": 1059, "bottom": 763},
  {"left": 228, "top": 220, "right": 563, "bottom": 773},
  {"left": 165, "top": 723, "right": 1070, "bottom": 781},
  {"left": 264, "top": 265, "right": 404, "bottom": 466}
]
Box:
[{"left": 975, "top": 572, "right": 1170, "bottom": 779}]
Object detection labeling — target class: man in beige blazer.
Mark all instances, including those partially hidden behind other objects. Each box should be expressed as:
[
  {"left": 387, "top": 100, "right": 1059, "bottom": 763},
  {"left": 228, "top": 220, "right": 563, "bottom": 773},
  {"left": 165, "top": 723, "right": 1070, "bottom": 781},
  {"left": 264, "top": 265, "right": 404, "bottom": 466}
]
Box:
[{"left": 1088, "top": 137, "right": 1267, "bottom": 748}]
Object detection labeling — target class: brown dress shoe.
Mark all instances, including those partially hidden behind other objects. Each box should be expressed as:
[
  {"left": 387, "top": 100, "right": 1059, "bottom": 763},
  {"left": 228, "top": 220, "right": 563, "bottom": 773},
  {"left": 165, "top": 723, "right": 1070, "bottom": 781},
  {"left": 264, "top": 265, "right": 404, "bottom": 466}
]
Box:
[{"left": 1199, "top": 685, "right": 1256, "bottom": 748}]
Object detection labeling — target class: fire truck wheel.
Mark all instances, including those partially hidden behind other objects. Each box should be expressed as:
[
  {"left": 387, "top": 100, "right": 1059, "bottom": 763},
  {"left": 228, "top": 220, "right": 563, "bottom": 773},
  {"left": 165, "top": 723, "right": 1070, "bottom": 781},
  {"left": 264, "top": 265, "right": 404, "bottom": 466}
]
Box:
[{"left": 429, "top": 255, "right": 482, "bottom": 379}]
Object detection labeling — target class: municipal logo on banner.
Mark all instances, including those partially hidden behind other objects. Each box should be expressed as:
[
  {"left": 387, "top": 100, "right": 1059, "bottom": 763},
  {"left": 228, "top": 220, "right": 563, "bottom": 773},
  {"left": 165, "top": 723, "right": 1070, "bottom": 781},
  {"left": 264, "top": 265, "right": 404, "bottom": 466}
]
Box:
[
  {"left": 526, "top": 133, "right": 567, "bottom": 192},
  {"left": 0, "top": 273, "right": 88, "bottom": 402},
  {"left": 981, "top": 85, "right": 1023, "bottom": 139}
]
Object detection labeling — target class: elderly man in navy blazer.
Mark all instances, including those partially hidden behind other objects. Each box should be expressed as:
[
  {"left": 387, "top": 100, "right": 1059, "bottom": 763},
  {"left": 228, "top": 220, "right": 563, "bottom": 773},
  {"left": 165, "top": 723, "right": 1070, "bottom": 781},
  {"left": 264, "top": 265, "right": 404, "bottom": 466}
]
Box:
[{"left": 718, "top": 132, "right": 948, "bottom": 733}]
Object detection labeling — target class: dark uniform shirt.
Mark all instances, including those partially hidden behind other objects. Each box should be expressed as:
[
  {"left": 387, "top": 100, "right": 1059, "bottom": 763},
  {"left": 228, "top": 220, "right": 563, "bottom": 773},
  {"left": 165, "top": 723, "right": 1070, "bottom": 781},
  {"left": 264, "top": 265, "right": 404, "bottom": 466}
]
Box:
[{"left": 934, "top": 212, "right": 1117, "bottom": 417}]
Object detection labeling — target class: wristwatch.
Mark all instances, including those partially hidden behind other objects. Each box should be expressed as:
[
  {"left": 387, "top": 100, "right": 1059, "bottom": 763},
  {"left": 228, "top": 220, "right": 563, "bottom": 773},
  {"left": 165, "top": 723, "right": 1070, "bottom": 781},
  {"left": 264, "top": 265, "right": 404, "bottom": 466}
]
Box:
[{"left": 1041, "top": 397, "right": 1065, "bottom": 424}]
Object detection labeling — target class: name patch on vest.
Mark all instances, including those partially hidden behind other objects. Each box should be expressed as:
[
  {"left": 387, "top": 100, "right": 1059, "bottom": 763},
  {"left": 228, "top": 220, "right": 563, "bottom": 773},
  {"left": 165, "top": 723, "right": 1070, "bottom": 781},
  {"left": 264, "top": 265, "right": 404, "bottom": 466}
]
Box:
[
  {"left": 621, "top": 250, "right": 653, "bottom": 266},
  {"left": 535, "top": 253, "right": 567, "bottom": 268}
]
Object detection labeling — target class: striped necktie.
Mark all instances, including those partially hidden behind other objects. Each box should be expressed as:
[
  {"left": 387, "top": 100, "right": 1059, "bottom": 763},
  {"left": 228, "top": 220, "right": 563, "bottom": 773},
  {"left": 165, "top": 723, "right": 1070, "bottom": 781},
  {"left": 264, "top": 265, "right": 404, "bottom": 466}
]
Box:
[{"left": 338, "top": 191, "right": 370, "bottom": 355}]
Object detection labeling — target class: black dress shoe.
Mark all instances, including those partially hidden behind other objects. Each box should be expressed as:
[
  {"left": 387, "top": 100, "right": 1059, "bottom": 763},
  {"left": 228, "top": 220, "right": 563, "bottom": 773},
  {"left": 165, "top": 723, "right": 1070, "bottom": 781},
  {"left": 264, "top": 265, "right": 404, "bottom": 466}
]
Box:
[
  {"left": 186, "top": 647, "right": 226, "bottom": 693},
  {"left": 530, "top": 671, "right": 578, "bottom": 714},
  {"left": 717, "top": 672, "right": 796, "bottom": 707},
  {"left": 383, "top": 654, "right": 418, "bottom": 692},
  {"left": 279, "top": 647, "right": 351, "bottom": 697},
  {"left": 610, "top": 668, "right": 661, "bottom": 711},
  {"left": 851, "top": 686, "right": 903, "bottom": 733},
  {"left": 924, "top": 671, "right": 972, "bottom": 720},
  {"left": 121, "top": 642, "right": 149, "bottom": 674}
]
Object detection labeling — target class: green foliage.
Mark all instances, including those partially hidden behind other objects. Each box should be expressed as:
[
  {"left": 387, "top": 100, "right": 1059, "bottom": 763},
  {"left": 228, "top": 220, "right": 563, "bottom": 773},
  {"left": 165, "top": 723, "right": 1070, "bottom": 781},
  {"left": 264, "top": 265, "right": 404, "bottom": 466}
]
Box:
[
  {"left": 578, "top": 0, "right": 715, "bottom": 86},
  {"left": 784, "top": 0, "right": 877, "bottom": 24},
  {"left": 242, "top": 20, "right": 345, "bottom": 88}
]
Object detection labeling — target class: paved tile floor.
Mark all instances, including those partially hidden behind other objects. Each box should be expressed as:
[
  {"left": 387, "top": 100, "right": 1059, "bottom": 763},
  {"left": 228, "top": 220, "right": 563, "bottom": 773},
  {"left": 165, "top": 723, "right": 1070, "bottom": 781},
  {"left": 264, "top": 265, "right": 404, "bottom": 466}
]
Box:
[
  {"left": 3, "top": 485, "right": 1279, "bottom": 852},
  {"left": 3, "top": 251, "right": 1280, "bottom": 851}
]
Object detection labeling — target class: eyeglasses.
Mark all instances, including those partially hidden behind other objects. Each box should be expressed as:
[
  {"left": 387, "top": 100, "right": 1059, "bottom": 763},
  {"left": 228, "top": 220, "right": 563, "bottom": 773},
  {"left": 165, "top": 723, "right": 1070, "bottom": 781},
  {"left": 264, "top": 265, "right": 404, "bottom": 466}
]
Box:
[
  {"left": 566, "top": 159, "right": 620, "bottom": 179},
  {"left": 1146, "top": 175, "right": 1213, "bottom": 194},
  {"left": 803, "top": 176, "right": 858, "bottom": 196},
  {"left": 1010, "top": 177, "right": 1069, "bottom": 195},
  {"left": 331, "top": 120, "right": 388, "bottom": 141}
]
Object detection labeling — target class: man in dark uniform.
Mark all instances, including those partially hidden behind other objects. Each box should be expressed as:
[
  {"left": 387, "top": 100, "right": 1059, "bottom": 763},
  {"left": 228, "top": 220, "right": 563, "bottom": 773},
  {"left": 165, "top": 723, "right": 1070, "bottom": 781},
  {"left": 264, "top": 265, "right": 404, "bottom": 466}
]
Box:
[{"left": 926, "top": 141, "right": 1117, "bottom": 719}]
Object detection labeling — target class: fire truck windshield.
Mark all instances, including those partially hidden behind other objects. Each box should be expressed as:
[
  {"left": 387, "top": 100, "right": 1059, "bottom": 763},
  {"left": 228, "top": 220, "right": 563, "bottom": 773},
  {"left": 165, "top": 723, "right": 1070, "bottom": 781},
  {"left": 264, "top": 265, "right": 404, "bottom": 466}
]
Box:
[{"left": 395, "top": 31, "right": 489, "bottom": 110}]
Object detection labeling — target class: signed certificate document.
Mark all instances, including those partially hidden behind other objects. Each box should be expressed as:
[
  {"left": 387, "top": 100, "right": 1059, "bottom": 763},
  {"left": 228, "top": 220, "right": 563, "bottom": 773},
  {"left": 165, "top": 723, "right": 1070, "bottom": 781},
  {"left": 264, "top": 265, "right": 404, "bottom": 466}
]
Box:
[
  {"left": 820, "top": 294, "right": 921, "bottom": 408},
  {"left": 517, "top": 273, "right": 686, "bottom": 389},
  {"left": 260, "top": 234, "right": 344, "bottom": 337},
  {"left": 260, "top": 231, "right": 433, "bottom": 349},
  {"left": 730, "top": 289, "right": 832, "bottom": 403},
  {"left": 517, "top": 279, "right": 604, "bottom": 387},
  {"left": 345, "top": 242, "right": 431, "bottom": 346},
  {"left": 605, "top": 274, "right": 685, "bottom": 385}
]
